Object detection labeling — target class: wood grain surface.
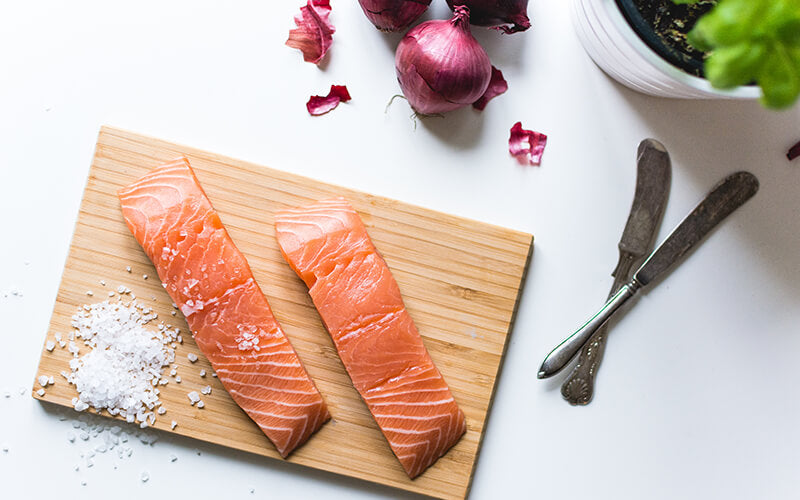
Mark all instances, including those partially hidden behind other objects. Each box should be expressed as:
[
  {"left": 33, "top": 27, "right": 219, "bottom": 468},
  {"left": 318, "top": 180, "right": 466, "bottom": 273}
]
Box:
[{"left": 33, "top": 126, "right": 533, "bottom": 499}]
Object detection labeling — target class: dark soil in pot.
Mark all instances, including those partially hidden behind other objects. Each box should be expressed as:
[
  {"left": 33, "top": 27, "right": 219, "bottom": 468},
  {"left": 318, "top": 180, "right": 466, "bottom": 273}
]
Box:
[{"left": 616, "top": 0, "right": 715, "bottom": 77}]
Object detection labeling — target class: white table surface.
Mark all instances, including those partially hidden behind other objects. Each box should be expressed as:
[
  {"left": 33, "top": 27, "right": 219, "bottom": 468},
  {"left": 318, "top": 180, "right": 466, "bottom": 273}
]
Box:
[{"left": 2, "top": 1, "right": 799, "bottom": 498}]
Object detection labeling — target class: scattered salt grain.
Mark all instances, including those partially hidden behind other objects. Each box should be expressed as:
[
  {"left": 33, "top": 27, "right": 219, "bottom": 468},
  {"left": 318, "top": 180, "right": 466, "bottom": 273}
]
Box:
[
  {"left": 169, "top": 453, "right": 178, "bottom": 462},
  {"left": 66, "top": 299, "right": 180, "bottom": 427},
  {"left": 67, "top": 432, "right": 76, "bottom": 443},
  {"left": 108, "top": 291, "right": 115, "bottom": 297},
  {"left": 211, "top": 373, "right": 217, "bottom": 378},
  {"left": 169, "top": 368, "right": 177, "bottom": 377},
  {"left": 80, "top": 432, "right": 89, "bottom": 441},
  {"left": 175, "top": 376, "right": 181, "bottom": 383},
  {"left": 48, "top": 376, "right": 54, "bottom": 385},
  {"left": 126, "top": 266, "right": 132, "bottom": 273},
  {"left": 197, "top": 401, "right": 205, "bottom": 409},
  {"left": 55, "top": 332, "right": 62, "bottom": 342},
  {"left": 187, "top": 353, "right": 198, "bottom": 363},
  {"left": 143, "top": 274, "right": 148, "bottom": 280},
  {"left": 157, "top": 407, "right": 166, "bottom": 415},
  {"left": 59, "top": 341, "right": 66, "bottom": 348},
  {"left": 36, "top": 389, "right": 45, "bottom": 396},
  {"left": 100, "top": 280, "right": 106, "bottom": 286},
  {"left": 38, "top": 375, "right": 49, "bottom": 387},
  {"left": 46, "top": 340, "right": 56, "bottom": 352},
  {"left": 199, "top": 370, "right": 206, "bottom": 377},
  {"left": 140, "top": 471, "right": 149, "bottom": 483},
  {"left": 187, "top": 391, "right": 200, "bottom": 405},
  {"left": 170, "top": 421, "right": 177, "bottom": 430},
  {"left": 200, "top": 385, "right": 211, "bottom": 395},
  {"left": 18, "top": 387, "right": 25, "bottom": 396},
  {"left": 2, "top": 444, "right": 8, "bottom": 452},
  {"left": 81, "top": 480, "right": 87, "bottom": 486}
]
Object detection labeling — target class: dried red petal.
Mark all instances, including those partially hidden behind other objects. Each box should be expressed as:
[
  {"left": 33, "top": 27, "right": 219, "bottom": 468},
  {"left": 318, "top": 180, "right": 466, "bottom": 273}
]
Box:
[
  {"left": 286, "top": 0, "right": 335, "bottom": 65},
  {"left": 788, "top": 139, "right": 800, "bottom": 161},
  {"left": 473, "top": 66, "right": 508, "bottom": 110},
  {"left": 307, "top": 85, "right": 351, "bottom": 116},
  {"left": 509, "top": 121, "right": 547, "bottom": 166}
]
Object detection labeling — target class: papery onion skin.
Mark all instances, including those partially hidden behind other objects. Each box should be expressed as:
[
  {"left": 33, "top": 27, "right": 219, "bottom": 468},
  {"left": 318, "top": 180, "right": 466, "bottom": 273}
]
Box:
[
  {"left": 358, "top": 0, "right": 432, "bottom": 32},
  {"left": 286, "top": 0, "right": 335, "bottom": 64},
  {"left": 509, "top": 121, "right": 547, "bottom": 165},
  {"left": 395, "top": 6, "right": 492, "bottom": 115},
  {"left": 445, "top": 0, "right": 530, "bottom": 34}
]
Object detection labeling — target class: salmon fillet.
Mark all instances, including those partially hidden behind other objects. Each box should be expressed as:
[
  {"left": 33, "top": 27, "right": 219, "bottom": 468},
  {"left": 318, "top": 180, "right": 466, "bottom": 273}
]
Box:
[
  {"left": 275, "top": 198, "right": 466, "bottom": 478},
  {"left": 117, "top": 157, "right": 329, "bottom": 457}
]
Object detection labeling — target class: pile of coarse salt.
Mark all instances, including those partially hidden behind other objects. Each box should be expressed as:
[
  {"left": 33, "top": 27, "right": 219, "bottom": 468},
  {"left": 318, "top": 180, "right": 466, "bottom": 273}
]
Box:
[{"left": 67, "top": 299, "right": 180, "bottom": 428}]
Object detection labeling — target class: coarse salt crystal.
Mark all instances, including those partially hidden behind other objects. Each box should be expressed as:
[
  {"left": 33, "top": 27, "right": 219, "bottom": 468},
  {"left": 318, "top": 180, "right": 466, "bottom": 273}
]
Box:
[
  {"left": 48, "top": 376, "right": 54, "bottom": 385},
  {"left": 199, "top": 370, "right": 206, "bottom": 377},
  {"left": 45, "top": 340, "right": 56, "bottom": 352},
  {"left": 143, "top": 274, "right": 148, "bottom": 280},
  {"left": 86, "top": 291, "right": 93, "bottom": 296},
  {"left": 126, "top": 266, "right": 132, "bottom": 273},
  {"left": 169, "top": 453, "right": 178, "bottom": 462},
  {"left": 200, "top": 385, "right": 211, "bottom": 395},
  {"left": 187, "top": 391, "right": 200, "bottom": 405},
  {"left": 170, "top": 421, "right": 177, "bottom": 430},
  {"left": 55, "top": 332, "right": 62, "bottom": 342},
  {"left": 108, "top": 291, "right": 115, "bottom": 297},
  {"left": 38, "top": 375, "right": 49, "bottom": 387},
  {"left": 36, "top": 388, "right": 45, "bottom": 396},
  {"left": 100, "top": 280, "right": 106, "bottom": 286},
  {"left": 157, "top": 407, "right": 166, "bottom": 415},
  {"left": 141, "top": 471, "right": 149, "bottom": 482},
  {"left": 187, "top": 353, "right": 198, "bottom": 363},
  {"left": 66, "top": 299, "right": 178, "bottom": 426},
  {"left": 197, "top": 401, "right": 205, "bottom": 409},
  {"left": 117, "top": 285, "right": 126, "bottom": 294},
  {"left": 175, "top": 376, "right": 181, "bottom": 383}
]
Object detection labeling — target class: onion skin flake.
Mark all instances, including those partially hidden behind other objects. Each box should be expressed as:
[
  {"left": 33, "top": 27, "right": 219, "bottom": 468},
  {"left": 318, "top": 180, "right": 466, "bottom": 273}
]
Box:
[
  {"left": 286, "top": 0, "right": 335, "bottom": 65},
  {"left": 509, "top": 121, "right": 547, "bottom": 166},
  {"left": 307, "top": 85, "right": 351, "bottom": 116}
]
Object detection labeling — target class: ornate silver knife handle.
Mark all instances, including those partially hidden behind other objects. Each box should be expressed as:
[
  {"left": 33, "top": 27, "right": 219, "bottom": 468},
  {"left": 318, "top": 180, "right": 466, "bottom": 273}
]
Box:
[{"left": 538, "top": 171, "right": 759, "bottom": 381}]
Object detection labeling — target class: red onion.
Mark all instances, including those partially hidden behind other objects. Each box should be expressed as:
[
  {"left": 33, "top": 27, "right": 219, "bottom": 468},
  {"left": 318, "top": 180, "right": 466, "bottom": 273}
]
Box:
[
  {"left": 446, "top": 0, "right": 530, "bottom": 33},
  {"left": 357, "top": 0, "right": 432, "bottom": 32},
  {"left": 395, "top": 6, "right": 492, "bottom": 115}
]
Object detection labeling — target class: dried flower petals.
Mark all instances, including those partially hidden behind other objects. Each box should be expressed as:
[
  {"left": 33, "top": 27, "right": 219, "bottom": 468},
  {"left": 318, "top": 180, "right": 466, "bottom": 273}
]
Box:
[
  {"left": 307, "top": 85, "right": 351, "bottom": 115},
  {"left": 286, "top": 0, "right": 335, "bottom": 65},
  {"left": 509, "top": 121, "right": 547, "bottom": 166},
  {"left": 473, "top": 66, "right": 508, "bottom": 110},
  {"left": 788, "top": 139, "right": 800, "bottom": 161}
]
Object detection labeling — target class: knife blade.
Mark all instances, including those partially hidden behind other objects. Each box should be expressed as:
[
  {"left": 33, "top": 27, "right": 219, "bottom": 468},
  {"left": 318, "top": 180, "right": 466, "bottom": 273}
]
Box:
[
  {"left": 561, "top": 139, "right": 671, "bottom": 405},
  {"left": 538, "top": 170, "right": 759, "bottom": 379}
]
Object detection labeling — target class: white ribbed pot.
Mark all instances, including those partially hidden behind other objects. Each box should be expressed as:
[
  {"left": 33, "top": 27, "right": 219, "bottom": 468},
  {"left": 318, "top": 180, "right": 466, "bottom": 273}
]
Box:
[{"left": 570, "top": 0, "right": 760, "bottom": 100}]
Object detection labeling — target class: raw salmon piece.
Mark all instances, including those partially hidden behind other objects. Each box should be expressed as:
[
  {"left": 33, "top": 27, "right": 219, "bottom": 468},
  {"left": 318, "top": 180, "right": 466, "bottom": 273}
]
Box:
[
  {"left": 275, "top": 198, "right": 466, "bottom": 478},
  {"left": 118, "top": 157, "right": 329, "bottom": 457}
]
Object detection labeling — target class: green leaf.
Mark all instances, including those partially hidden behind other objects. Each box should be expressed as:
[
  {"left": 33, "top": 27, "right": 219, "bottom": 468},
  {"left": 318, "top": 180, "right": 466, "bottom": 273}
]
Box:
[
  {"left": 691, "top": 0, "right": 769, "bottom": 48},
  {"left": 705, "top": 42, "right": 766, "bottom": 89},
  {"left": 757, "top": 44, "right": 800, "bottom": 109},
  {"left": 775, "top": 18, "right": 800, "bottom": 46}
]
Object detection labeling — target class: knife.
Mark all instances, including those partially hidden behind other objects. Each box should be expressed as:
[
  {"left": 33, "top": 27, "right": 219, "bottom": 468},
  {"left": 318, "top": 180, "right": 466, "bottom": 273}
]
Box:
[
  {"left": 561, "top": 139, "right": 671, "bottom": 405},
  {"left": 538, "top": 171, "right": 759, "bottom": 379}
]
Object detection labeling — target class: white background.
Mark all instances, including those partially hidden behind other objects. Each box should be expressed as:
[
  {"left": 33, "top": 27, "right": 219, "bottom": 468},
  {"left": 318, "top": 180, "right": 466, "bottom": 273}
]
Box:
[{"left": 1, "top": 1, "right": 799, "bottom": 499}]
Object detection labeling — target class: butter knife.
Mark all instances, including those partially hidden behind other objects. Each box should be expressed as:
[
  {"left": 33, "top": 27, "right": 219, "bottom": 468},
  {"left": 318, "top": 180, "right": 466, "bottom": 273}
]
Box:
[
  {"left": 538, "top": 171, "right": 759, "bottom": 379},
  {"left": 561, "top": 139, "right": 671, "bottom": 405}
]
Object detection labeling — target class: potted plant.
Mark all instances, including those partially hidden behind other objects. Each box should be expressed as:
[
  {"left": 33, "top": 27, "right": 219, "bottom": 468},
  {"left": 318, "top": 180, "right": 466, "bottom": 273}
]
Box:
[{"left": 570, "top": 0, "right": 800, "bottom": 108}]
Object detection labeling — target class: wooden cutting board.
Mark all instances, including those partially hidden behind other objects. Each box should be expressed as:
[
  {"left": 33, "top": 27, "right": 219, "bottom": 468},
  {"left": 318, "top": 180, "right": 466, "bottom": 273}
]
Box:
[{"left": 33, "top": 126, "right": 533, "bottom": 499}]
